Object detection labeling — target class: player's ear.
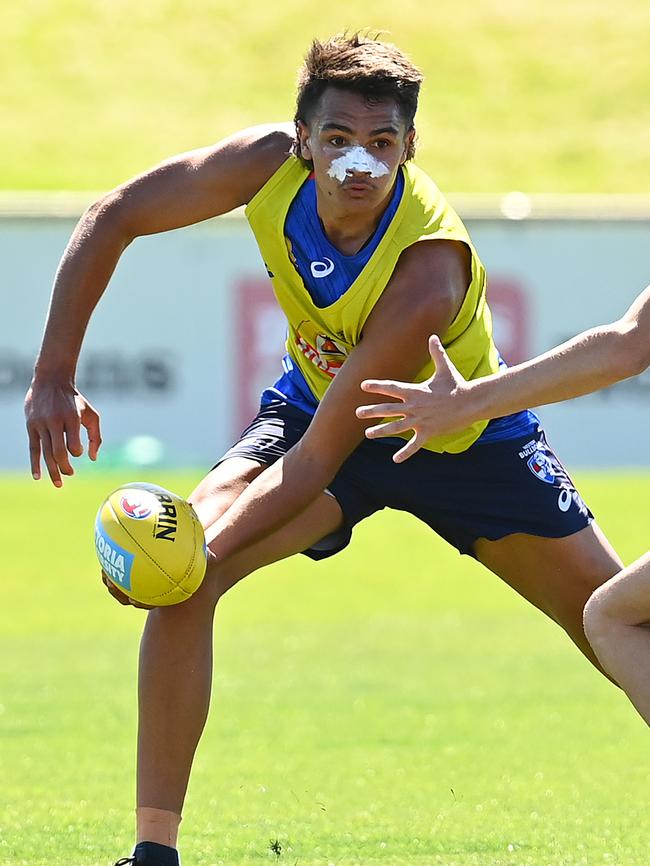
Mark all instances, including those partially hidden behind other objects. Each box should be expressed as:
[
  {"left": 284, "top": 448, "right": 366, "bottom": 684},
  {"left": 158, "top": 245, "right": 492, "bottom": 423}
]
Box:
[
  {"left": 296, "top": 120, "right": 313, "bottom": 161},
  {"left": 400, "top": 127, "right": 416, "bottom": 164}
]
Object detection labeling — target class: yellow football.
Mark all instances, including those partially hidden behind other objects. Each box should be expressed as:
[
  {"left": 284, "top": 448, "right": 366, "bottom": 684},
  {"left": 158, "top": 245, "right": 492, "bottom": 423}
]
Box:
[{"left": 94, "top": 482, "right": 207, "bottom": 606}]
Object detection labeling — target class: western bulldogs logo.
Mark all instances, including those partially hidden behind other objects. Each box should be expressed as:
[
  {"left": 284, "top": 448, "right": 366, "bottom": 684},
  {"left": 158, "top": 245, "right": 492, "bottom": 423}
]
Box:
[
  {"left": 315, "top": 334, "right": 347, "bottom": 358},
  {"left": 527, "top": 450, "right": 556, "bottom": 484},
  {"left": 294, "top": 328, "right": 349, "bottom": 378},
  {"left": 120, "top": 495, "right": 153, "bottom": 520},
  {"left": 522, "top": 438, "right": 590, "bottom": 518}
]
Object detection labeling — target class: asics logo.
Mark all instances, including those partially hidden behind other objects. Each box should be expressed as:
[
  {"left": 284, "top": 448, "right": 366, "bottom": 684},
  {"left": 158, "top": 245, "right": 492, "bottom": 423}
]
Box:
[{"left": 310, "top": 257, "right": 334, "bottom": 278}]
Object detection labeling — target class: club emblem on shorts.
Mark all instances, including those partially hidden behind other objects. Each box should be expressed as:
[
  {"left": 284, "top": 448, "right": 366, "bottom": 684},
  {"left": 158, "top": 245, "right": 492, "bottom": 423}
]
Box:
[
  {"left": 120, "top": 495, "right": 154, "bottom": 520},
  {"left": 527, "top": 450, "right": 556, "bottom": 484}
]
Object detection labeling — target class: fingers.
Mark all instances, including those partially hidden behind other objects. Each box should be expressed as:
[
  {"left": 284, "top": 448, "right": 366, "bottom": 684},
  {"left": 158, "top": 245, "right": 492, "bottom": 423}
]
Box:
[
  {"left": 64, "top": 416, "right": 84, "bottom": 458},
  {"left": 428, "top": 334, "right": 462, "bottom": 383},
  {"left": 360, "top": 379, "right": 412, "bottom": 400},
  {"left": 102, "top": 572, "right": 134, "bottom": 606},
  {"left": 28, "top": 411, "right": 81, "bottom": 487},
  {"left": 365, "top": 417, "right": 413, "bottom": 439},
  {"left": 40, "top": 426, "right": 64, "bottom": 488},
  {"left": 101, "top": 571, "right": 153, "bottom": 609},
  {"left": 428, "top": 333, "right": 444, "bottom": 361},
  {"left": 28, "top": 425, "right": 64, "bottom": 487},
  {"left": 79, "top": 399, "right": 102, "bottom": 461},
  {"left": 356, "top": 401, "right": 406, "bottom": 421},
  {"left": 50, "top": 421, "right": 75, "bottom": 477},
  {"left": 28, "top": 427, "right": 42, "bottom": 480},
  {"left": 25, "top": 386, "right": 101, "bottom": 485},
  {"left": 393, "top": 435, "right": 424, "bottom": 463}
]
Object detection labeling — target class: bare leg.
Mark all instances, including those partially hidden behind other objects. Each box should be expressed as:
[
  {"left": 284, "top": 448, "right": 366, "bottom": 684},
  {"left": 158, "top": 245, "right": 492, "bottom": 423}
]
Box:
[
  {"left": 583, "top": 552, "right": 650, "bottom": 724},
  {"left": 136, "top": 458, "right": 344, "bottom": 817},
  {"left": 473, "top": 522, "right": 623, "bottom": 670}
]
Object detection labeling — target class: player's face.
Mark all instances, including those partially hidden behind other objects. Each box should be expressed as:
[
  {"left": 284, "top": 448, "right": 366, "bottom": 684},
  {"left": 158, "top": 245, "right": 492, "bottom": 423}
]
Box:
[{"left": 297, "top": 88, "right": 414, "bottom": 212}]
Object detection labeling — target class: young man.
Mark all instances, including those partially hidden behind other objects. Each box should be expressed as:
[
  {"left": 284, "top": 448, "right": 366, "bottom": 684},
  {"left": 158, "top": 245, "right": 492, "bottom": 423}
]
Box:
[
  {"left": 358, "top": 285, "right": 650, "bottom": 724},
  {"left": 25, "top": 34, "right": 623, "bottom": 866}
]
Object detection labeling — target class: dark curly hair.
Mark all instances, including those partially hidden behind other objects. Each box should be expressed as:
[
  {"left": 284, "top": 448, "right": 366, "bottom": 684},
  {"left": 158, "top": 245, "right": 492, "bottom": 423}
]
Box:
[{"left": 294, "top": 33, "right": 423, "bottom": 161}]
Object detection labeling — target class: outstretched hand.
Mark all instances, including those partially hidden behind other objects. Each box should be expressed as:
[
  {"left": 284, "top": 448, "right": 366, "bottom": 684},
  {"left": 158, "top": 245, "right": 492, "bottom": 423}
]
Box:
[
  {"left": 24, "top": 380, "right": 102, "bottom": 487},
  {"left": 356, "top": 335, "right": 474, "bottom": 462}
]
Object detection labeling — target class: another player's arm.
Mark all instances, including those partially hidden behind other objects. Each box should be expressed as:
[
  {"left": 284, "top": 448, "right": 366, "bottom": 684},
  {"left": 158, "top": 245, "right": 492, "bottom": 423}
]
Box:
[
  {"left": 25, "top": 124, "right": 295, "bottom": 487},
  {"left": 206, "top": 239, "right": 470, "bottom": 560},
  {"left": 357, "top": 283, "right": 650, "bottom": 462}
]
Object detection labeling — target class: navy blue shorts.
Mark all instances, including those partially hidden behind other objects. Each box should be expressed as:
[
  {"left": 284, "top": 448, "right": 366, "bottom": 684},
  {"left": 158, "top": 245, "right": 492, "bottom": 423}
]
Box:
[{"left": 216, "top": 400, "right": 593, "bottom": 560}]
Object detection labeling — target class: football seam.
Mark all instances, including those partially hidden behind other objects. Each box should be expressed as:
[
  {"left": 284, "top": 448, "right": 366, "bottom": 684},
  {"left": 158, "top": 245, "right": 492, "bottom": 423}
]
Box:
[
  {"left": 106, "top": 499, "right": 192, "bottom": 597},
  {"left": 182, "top": 520, "right": 198, "bottom": 582},
  {"left": 180, "top": 503, "right": 206, "bottom": 588}
]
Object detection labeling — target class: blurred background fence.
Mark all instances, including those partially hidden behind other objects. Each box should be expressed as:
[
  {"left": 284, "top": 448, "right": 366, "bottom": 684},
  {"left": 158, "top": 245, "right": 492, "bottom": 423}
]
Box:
[
  {"left": 2, "top": 194, "right": 648, "bottom": 471},
  {"left": 3, "top": 0, "right": 650, "bottom": 471}
]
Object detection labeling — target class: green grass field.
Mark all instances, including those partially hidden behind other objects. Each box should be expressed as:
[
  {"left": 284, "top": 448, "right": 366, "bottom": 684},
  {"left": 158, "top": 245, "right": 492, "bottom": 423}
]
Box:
[
  {"left": 2, "top": 2, "right": 649, "bottom": 863},
  {"left": 2, "top": 0, "right": 650, "bottom": 193},
  {"left": 1, "top": 470, "right": 648, "bottom": 866}
]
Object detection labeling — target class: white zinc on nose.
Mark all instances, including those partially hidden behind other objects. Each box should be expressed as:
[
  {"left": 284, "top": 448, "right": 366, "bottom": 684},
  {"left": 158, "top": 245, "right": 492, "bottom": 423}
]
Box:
[{"left": 327, "top": 145, "right": 390, "bottom": 182}]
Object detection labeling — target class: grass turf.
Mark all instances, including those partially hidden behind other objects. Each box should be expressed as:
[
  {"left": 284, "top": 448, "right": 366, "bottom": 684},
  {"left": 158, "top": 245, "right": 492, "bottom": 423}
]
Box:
[
  {"left": 1, "top": 1, "right": 650, "bottom": 193},
  {"left": 0, "top": 470, "right": 648, "bottom": 865}
]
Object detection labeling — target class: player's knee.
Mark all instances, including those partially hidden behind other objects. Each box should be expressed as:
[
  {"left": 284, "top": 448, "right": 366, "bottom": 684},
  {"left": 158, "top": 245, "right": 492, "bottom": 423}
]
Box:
[
  {"left": 583, "top": 586, "right": 617, "bottom": 652},
  {"left": 189, "top": 479, "right": 237, "bottom": 524},
  {"left": 203, "top": 548, "right": 247, "bottom": 605},
  {"left": 189, "top": 460, "right": 263, "bottom": 514},
  {"left": 142, "top": 561, "right": 227, "bottom": 629}
]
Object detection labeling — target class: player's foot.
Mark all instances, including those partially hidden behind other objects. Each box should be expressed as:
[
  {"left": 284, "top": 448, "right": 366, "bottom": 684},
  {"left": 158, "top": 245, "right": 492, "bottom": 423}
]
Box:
[{"left": 113, "top": 841, "right": 180, "bottom": 866}]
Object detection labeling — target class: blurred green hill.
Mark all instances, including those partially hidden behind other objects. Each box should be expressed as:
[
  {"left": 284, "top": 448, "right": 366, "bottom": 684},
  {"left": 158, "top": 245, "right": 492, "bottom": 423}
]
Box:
[{"left": 2, "top": 0, "right": 649, "bottom": 192}]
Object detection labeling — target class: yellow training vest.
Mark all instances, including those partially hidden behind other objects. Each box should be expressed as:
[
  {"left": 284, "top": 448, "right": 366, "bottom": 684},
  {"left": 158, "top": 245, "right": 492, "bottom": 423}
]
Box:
[{"left": 245, "top": 156, "right": 500, "bottom": 453}]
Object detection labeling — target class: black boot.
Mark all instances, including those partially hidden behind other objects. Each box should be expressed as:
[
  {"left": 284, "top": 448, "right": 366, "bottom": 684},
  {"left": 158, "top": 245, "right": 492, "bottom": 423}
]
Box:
[{"left": 113, "top": 841, "right": 180, "bottom": 866}]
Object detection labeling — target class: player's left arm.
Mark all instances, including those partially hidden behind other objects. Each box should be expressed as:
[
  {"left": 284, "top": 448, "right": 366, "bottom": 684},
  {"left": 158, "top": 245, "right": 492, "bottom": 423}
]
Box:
[{"left": 206, "top": 239, "right": 470, "bottom": 558}]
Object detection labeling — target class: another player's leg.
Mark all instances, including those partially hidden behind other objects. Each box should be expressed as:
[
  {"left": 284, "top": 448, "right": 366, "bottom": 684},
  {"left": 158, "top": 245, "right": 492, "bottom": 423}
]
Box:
[
  {"left": 473, "top": 523, "right": 622, "bottom": 669},
  {"left": 133, "top": 456, "right": 344, "bottom": 861},
  {"left": 433, "top": 427, "right": 625, "bottom": 672},
  {"left": 355, "top": 423, "right": 625, "bottom": 674},
  {"left": 583, "top": 551, "right": 650, "bottom": 723}
]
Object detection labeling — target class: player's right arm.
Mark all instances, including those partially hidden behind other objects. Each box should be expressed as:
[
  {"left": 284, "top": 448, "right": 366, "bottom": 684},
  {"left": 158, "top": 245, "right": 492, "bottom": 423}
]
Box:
[
  {"left": 357, "top": 283, "right": 650, "bottom": 462},
  {"left": 25, "top": 123, "right": 294, "bottom": 487}
]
